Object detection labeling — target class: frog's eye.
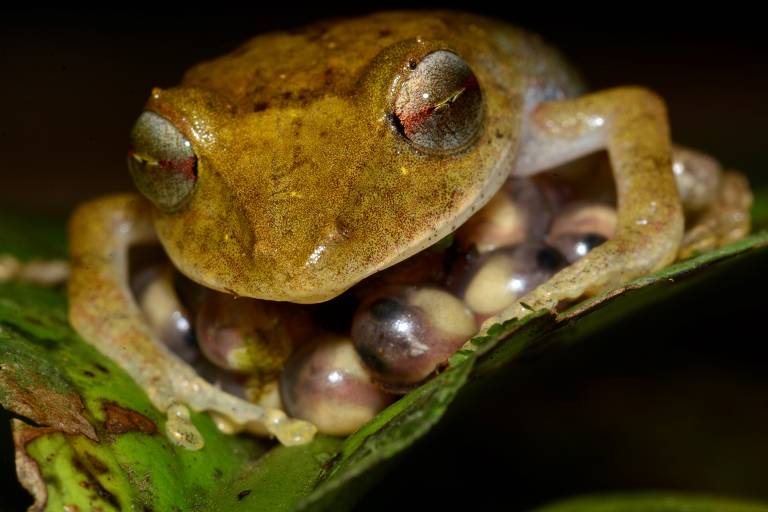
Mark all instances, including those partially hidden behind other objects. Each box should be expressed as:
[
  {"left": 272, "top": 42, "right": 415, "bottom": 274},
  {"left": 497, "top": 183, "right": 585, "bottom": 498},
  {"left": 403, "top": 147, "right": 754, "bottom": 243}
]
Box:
[
  {"left": 392, "top": 50, "right": 483, "bottom": 153},
  {"left": 127, "top": 111, "right": 198, "bottom": 212}
]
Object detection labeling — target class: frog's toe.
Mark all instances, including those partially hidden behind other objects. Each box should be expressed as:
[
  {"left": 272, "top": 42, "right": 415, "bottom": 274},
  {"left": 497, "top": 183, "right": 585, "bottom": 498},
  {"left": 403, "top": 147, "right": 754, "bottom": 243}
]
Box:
[
  {"left": 263, "top": 410, "right": 318, "bottom": 446},
  {"left": 162, "top": 382, "right": 317, "bottom": 448}
]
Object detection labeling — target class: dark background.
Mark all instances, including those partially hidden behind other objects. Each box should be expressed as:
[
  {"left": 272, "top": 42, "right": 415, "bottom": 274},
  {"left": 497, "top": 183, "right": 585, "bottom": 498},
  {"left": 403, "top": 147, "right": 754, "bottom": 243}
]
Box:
[{"left": 1, "top": 5, "right": 767, "bottom": 511}]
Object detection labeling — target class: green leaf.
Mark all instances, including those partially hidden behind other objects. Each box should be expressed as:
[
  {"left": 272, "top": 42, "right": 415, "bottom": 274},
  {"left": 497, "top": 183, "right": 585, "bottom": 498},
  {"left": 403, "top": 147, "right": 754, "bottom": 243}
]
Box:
[
  {"left": 532, "top": 492, "right": 768, "bottom": 512},
  {"left": 0, "top": 282, "right": 341, "bottom": 511},
  {"left": 751, "top": 187, "right": 768, "bottom": 230}
]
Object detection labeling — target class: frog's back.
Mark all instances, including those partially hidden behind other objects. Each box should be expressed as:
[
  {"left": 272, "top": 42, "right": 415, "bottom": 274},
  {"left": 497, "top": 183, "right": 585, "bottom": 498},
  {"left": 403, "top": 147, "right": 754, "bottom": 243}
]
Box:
[{"left": 182, "top": 11, "right": 583, "bottom": 110}]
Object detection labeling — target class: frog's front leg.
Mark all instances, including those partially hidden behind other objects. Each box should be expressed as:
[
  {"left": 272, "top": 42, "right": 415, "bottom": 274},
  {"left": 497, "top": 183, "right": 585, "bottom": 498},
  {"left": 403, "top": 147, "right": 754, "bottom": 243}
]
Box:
[
  {"left": 68, "top": 193, "right": 316, "bottom": 446},
  {"left": 485, "top": 87, "right": 685, "bottom": 328}
]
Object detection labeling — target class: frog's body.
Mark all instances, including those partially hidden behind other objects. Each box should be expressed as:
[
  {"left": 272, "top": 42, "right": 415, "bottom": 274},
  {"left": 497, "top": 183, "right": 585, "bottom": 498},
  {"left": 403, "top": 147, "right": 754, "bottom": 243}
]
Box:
[
  {"left": 67, "top": 11, "right": 751, "bottom": 446},
  {"left": 143, "top": 13, "right": 580, "bottom": 303}
]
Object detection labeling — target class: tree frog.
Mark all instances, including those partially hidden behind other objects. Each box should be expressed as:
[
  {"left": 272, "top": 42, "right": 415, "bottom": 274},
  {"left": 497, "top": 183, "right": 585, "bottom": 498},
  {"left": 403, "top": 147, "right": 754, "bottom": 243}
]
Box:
[{"left": 66, "top": 11, "right": 751, "bottom": 447}]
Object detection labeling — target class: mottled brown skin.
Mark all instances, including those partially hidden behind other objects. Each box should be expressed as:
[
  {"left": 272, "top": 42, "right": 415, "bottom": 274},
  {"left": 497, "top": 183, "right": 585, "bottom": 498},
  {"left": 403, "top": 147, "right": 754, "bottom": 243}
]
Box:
[{"left": 67, "top": 11, "right": 750, "bottom": 444}]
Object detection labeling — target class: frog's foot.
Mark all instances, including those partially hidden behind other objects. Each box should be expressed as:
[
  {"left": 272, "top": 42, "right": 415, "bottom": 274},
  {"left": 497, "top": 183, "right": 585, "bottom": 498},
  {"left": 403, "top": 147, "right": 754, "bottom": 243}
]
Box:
[
  {"left": 679, "top": 170, "right": 752, "bottom": 259},
  {"left": 487, "top": 87, "right": 685, "bottom": 333},
  {"left": 68, "top": 193, "right": 316, "bottom": 447},
  {"left": 0, "top": 255, "right": 69, "bottom": 285}
]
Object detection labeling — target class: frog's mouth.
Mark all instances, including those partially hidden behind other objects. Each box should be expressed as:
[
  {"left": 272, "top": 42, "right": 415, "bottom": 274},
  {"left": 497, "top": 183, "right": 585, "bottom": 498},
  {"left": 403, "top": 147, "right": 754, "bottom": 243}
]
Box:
[{"left": 128, "top": 161, "right": 618, "bottom": 436}]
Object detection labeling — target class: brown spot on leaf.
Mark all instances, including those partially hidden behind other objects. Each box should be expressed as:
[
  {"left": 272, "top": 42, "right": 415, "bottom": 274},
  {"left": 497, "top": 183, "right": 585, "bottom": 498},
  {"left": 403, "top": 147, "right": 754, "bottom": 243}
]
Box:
[
  {"left": 0, "top": 362, "right": 97, "bottom": 441},
  {"left": 72, "top": 454, "right": 121, "bottom": 510},
  {"left": 103, "top": 402, "right": 157, "bottom": 435},
  {"left": 85, "top": 452, "right": 109, "bottom": 475},
  {"left": 238, "top": 489, "right": 252, "bottom": 501}
]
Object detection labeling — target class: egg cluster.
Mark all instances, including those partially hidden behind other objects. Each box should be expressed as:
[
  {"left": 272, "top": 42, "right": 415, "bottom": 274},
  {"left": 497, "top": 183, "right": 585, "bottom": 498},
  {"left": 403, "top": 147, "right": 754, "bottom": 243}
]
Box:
[{"left": 133, "top": 174, "right": 616, "bottom": 437}]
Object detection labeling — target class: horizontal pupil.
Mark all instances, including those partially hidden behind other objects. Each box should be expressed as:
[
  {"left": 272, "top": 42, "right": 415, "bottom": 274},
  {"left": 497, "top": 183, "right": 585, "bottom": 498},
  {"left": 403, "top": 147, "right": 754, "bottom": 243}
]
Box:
[{"left": 129, "top": 151, "right": 197, "bottom": 182}]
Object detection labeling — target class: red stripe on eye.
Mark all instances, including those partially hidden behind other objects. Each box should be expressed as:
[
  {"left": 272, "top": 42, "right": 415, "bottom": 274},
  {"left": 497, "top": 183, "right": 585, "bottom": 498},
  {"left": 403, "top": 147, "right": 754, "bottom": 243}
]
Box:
[
  {"left": 127, "top": 149, "right": 197, "bottom": 182},
  {"left": 396, "top": 105, "right": 437, "bottom": 137},
  {"left": 157, "top": 157, "right": 197, "bottom": 181}
]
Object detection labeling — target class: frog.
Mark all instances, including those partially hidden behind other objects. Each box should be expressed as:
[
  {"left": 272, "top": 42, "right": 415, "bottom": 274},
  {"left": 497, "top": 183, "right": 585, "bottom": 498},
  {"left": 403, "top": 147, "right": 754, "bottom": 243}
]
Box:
[{"left": 66, "top": 11, "right": 751, "bottom": 447}]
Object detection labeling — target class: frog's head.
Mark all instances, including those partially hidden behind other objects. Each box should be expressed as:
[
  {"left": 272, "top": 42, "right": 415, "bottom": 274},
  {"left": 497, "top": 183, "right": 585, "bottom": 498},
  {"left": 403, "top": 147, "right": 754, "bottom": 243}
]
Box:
[{"left": 127, "top": 12, "right": 524, "bottom": 303}]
